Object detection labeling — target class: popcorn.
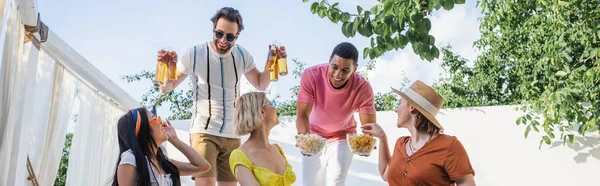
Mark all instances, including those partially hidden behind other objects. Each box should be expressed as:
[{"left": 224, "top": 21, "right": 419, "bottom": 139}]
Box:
[
  {"left": 347, "top": 134, "right": 376, "bottom": 156},
  {"left": 296, "top": 134, "right": 327, "bottom": 155}
]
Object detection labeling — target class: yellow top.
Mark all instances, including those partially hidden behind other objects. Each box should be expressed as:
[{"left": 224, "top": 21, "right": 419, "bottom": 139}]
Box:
[{"left": 229, "top": 144, "right": 296, "bottom": 186}]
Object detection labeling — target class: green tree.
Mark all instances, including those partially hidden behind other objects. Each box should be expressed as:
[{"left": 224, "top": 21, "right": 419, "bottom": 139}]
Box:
[
  {"left": 121, "top": 72, "right": 193, "bottom": 120},
  {"left": 374, "top": 74, "right": 411, "bottom": 111},
  {"left": 273, "top": 59, "right": 306, "bottom": 116},
  {"left": 53, "top": 133, "right": 72, "bottom": 186},
  {"left": 478, "top": 0, "right": 599, "bottom": 147},
  {"left": 433, "top": 0, "right": 600, "bottom": 147},
  {"left": 302, "top": 0, "right": 466, "bottom": 61},
  {"left": 433, "top": 46, "right": 492, "bottom": 108}
]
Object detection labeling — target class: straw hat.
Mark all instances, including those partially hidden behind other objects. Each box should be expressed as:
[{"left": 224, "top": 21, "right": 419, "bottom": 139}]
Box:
[{"left": 391, "top": 80, "right": 444, "bottom": 130}]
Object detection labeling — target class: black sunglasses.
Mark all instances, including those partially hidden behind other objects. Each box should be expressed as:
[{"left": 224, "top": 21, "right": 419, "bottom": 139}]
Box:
[{"left": 214, "top": 30, "right": 238, "bottom": 42}]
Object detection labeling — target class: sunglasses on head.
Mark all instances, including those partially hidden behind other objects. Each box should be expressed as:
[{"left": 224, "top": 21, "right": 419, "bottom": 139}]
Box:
[
  {"left": 214, "top": 30, "right": 238, "bottom": 42},
  {"left": 271, "top": 100, "right": 278, "bottom": 109},
  {"left": 262, "top": 99, "right": 278, "bottom": 109}
]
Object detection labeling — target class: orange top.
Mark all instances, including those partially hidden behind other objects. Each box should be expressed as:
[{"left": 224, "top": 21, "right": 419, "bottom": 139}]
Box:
[{"left": 387, "top": 134, "right": 475, "bottom": 186}]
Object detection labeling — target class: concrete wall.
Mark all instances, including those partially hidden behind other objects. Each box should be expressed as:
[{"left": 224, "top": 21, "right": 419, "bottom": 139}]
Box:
[{"left": 166, "top": 105, "right": 600, "bottom": 186}]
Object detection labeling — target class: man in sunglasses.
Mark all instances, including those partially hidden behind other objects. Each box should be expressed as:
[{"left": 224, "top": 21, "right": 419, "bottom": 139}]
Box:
[{"left": 157, "top": 7, "right": 283, "bottom": 186}]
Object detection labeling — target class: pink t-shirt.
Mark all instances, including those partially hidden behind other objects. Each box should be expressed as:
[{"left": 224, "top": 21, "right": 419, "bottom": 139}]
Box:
[{"left": 297, "top": 63, "right": 376, "bottom": 141}]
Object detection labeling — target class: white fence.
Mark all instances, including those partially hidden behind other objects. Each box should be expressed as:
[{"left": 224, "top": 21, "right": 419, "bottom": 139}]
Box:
[{"left": 167, "top": 106, "right": 600, "bottom": 186}]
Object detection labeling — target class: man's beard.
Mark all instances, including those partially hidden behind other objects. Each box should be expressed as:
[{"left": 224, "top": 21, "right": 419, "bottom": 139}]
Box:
[{"left": 213, "top": 39, "right": 233, "bottom": 54}]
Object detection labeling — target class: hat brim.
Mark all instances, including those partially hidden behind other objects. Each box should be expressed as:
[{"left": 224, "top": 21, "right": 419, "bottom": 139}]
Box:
[{"left": 391, "top": 87, "right": 444, "bottom": 131}]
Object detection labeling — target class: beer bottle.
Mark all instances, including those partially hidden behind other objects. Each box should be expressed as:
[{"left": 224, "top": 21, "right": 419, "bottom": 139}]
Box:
[
  {"left": 277, "top": 45, "right": 288, "bottom": 76},
  {"left": 265, "top": 45, "right": 277, "bottom": 71},
  {"left": 270, "top": 59, "right": 279, "bottom": 81}
]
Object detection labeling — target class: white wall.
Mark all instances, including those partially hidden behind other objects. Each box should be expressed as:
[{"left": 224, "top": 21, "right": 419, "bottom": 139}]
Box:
[{"left": 166, "top": 105, "right": 600, "bottom": 186}]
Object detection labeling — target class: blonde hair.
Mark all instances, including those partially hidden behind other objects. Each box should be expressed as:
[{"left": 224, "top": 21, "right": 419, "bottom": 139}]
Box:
[{"left": 234, "top": 92, "right": 271, "bottom": 136}]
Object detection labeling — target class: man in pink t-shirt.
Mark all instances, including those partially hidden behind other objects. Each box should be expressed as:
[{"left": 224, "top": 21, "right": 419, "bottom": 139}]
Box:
[{"left": 296, "top": 42, "right": 377, "bottom": 186}]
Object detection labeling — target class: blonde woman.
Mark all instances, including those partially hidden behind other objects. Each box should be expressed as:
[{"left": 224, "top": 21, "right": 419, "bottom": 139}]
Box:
[
  {"left": 362, "top": 80, "right": 476, "bottom": 186},
  {"left": 229, "top": 92, "right": 296, "bottom": 186}
]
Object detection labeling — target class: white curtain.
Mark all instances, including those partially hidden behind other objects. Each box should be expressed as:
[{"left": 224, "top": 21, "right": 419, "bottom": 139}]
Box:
[
  {"left": 0, "top": 0, "right": 28, "bottom": 184},
  {"left": 16, "top": 48, "right": 79, "bottom": 186},
  {"left": 66, "top": 83, "right": 124, "bottom": 186}
]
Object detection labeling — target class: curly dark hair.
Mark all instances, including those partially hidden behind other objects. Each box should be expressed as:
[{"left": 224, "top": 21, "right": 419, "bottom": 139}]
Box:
[
  {"left": 210, "top": 7, "right": 244, "bottom": 33},
  {"left": 330, "top": 42, "right": 359, "bottom": 64}
]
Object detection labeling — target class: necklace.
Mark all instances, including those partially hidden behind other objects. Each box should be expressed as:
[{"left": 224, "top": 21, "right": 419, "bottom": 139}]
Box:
[{"left": 407, "top": 134, "right": 435, "bottom": 154}]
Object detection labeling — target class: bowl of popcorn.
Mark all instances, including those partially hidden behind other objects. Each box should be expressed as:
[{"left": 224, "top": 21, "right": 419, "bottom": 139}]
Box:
[
  {"left": 295, "top": 134, "right": 327, "bottom": 156},
  {"left": 347, "top": 133, "right": 377, "bottom": 157}
]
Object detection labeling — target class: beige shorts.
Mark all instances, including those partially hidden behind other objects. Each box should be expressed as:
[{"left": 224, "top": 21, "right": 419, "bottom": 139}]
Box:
[{"left": 190, "top": 133, "right": 241, "bottom": 182}]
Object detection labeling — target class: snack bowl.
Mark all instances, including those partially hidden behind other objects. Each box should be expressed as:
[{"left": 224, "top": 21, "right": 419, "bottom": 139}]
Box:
[
  {"left": 347, "top": 133, "right": 377, "bottom": 157},
  {"left": 295, "top": 134, "right": 327, "bottom": 156}
]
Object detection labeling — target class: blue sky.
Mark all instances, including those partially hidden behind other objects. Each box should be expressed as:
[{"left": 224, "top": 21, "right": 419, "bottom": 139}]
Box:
[{"left": 37, "top": 0, "right": 482, "bottom": 117}]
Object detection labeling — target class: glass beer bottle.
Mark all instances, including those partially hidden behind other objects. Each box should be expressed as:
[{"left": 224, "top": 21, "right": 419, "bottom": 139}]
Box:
[
  {"left": 155, "top": 59, "right": 168, "bottom": 84},
  {"left": 156, "top": 47, "right": 177, "bottom": 84},
  {"left": 167, "top": 55, "right": 178, "bottom": 81},
  {"left": 265, "top": 45, "right": 278, "bottom": 71},
  {"left": 277, "top": 45, "right": 288, "bottom": 76},
  {"left": 270, "top": 60, "right": 279, "bottom": 82}
]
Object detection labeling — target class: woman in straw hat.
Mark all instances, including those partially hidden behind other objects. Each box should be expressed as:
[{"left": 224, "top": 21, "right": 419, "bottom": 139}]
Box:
[{"left": 361, "top": 80, "right": 476, "bottom": 186}]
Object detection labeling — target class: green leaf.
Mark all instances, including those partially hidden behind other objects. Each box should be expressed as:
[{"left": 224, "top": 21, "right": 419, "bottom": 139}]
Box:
[
  {"left": 370, "top": 4, "right": 381, "bottom": 14},
  {"left": 423, "top": 18, "right": 432, "bottom": 32},
  {"left": 561, "top": 51, "right": 572, "bottom": 62},
  {"left": 443, "top": 0, "right": 455, "bottom": 10},
  {"left": 548, "top": 131, "right": 555, "bottom": 139},
  {"left": 431, "top": 46, "right": 440, "bottom": 58},
  {"left": 555, "top": 71, "right": 568, "bottom": 77},
  {"left": 567, "top": 134, "right": 575, "bottom": 144},
  {"left": 434, "top": 0, "right": 443, "bottom": 10},
  {"left": 416, "top": 20, "right": 427, "bottom": 33},
  {"left": 331, "top": 2, "right": 339, "bottom": 7},
  {"left": 406, "top": 30, "right": 417, "bottom": 42},
  {"left": 454, "top": 0, "right": 465, "bottom": 4},
  {"left": 412, "top": 42, "right": 421, "bottom": 54},
  {"left": 318, "top": 8, "right": 326, "bottom": 18},
  {"left": 542, "top": 136, "right": 552, "bottom": 145},
  {"left": 364, "top": 11, "right": 372, "bottom": 19},
  {"left": 376, "top": 36, "right": 385, "bottom": 46},
  {"left": 328, "top": 10, "right": 339, "bottom": 23},
  {"left": 410, "top": 11, "right": 422, "bottom": 23},
  {"left": 371, "top": 37, "right": 375, "bottom": 47},
  {"left": 590, "top": 48, "right": 598, "bottom": 58},
  {"left": 578, "top": 125, "right": 587, "bottom": 135},
  {"left": 428, "top": 35, "right": 435, "bottom": 45},
  {"left": 419, "top": 43, "right": 430, "bottom": 54},
  {"left": 357, "top": 5, "right": 363, "bottom": 14},
  {"left": 302, "top": 0, "right": 309, "bottom": 2},
  {"left": 398, "top": 35, "right": 409, "bottom": 47},
  {"left": 358, "top": 21, "right": 374, "bottom": 37},
  {"left": 340, "top": 12, "right": 351, "bottom": 22},
  {"left": 383, "top": 0, "right": 394, "bottom": 15},
  {"left": 375, "top": 24, "right": 386, "bottom": 35},
  {"left": 310, "top": 2, "right": 319, "bottom": 13},
  {"left": 351, "top": 17, "right": 360, "bottom": 37},
  {"left": 525, "top": 124, "right": 532, "bottom": 138},
  {"left": 430, "top": 0, "right": 441, "bottom": 10},
  {"left": 363, "top": 47, "right": 370, "bottom": 59},
  {"left": 533, "top": 123, "right": 540, "bottom": 132},
  {"left": 341, "top": 22, "right": 351, "bottom": 37},
  {"left": 384, "top": 15, "right": 394, "bottom": 25}
]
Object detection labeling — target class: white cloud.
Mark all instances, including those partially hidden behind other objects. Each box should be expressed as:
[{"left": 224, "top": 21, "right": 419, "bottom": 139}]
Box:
[{"left": 365, "top": 5, "right": 482, "bottom": 93}]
